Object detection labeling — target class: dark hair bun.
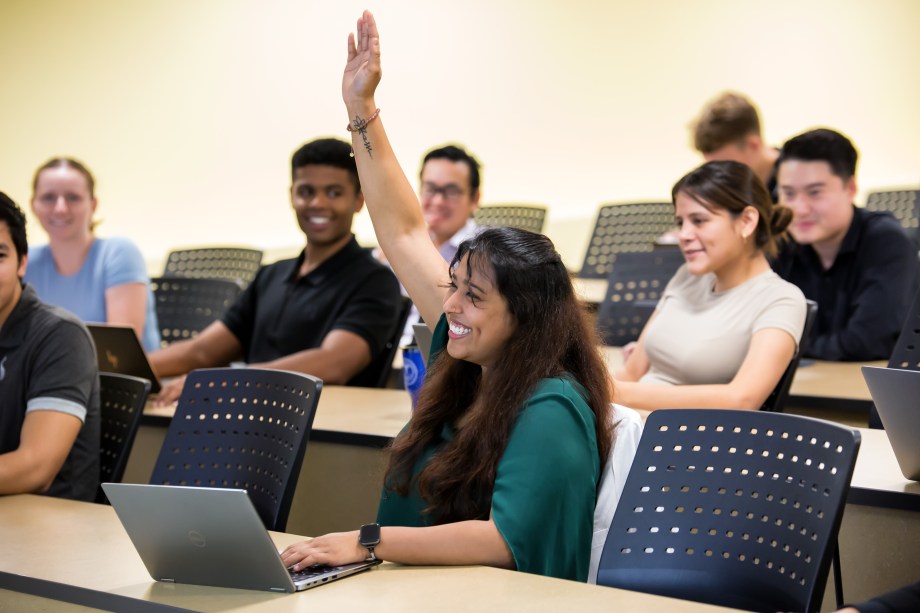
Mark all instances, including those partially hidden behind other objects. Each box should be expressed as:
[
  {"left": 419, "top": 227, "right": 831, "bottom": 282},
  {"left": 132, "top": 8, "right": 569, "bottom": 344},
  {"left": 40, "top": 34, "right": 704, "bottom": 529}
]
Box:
[{"left": 769, "top": 205, "right": 794, "bottom": 235}]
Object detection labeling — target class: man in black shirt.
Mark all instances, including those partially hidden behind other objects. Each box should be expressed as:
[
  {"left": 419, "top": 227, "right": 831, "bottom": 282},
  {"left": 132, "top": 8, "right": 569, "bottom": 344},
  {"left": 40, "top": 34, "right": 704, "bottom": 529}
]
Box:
[
  {"left": 772, "top": 128, "right": 918, "bottom": 361},
  {"left": 151, "top": 138, "right": 402, "bottom": 403},
  {"left": 0, "top": 192, "right": 100, "bottom": 501}
]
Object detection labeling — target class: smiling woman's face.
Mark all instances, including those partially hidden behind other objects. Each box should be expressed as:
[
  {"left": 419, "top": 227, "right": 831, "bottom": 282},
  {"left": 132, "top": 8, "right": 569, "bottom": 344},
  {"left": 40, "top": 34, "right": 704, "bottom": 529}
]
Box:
[{"left": 442, "top": 254, "right": 516, "bottom": 371}]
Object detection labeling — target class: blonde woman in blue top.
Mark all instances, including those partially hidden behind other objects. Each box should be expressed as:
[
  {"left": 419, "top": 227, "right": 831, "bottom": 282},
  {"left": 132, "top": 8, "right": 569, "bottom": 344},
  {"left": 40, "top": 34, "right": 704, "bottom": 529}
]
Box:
[
  {"left": 281, "top": 11, "right": 613, "bottom": 581},
  {"left": 25, "top": 158, "right": 159, "bottom": 351}
]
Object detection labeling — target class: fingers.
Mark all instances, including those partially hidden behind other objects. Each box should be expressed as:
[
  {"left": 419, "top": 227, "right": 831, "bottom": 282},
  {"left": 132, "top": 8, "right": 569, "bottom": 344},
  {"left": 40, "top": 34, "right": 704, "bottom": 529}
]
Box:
[{"left": 346, "top": 32, "right": 356, "bottom": 61}]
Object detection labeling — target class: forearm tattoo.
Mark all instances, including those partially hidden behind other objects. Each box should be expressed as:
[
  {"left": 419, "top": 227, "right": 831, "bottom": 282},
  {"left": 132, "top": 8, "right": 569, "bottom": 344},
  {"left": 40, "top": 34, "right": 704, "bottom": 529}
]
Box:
[{"left": 352, "top": 115, "right": 374, "bottom": 158}]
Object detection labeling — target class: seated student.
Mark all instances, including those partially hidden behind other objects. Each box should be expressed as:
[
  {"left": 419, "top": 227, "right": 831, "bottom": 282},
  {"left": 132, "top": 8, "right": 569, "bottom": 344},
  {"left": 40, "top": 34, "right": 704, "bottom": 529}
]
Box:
[
  {"left": 612, "top": 160, "right": 806, "bottom": 411},
  {"left": 150, "top": 138, "right": 402, "bottom": 404},
  {"left": 25, "top": 158, "right": 160, "bottom": 351},
  {"left": 281, "top": 11, "right": 613, "bottom": 582},
  {"left": 772, "top": 128, "right": 919, "bottom": 361},
  {"left": 0, "top": 192, "right": 100, "bottom": 501},
  {"left": 692, "top": 92, "right": 781, "bottom": 202}
]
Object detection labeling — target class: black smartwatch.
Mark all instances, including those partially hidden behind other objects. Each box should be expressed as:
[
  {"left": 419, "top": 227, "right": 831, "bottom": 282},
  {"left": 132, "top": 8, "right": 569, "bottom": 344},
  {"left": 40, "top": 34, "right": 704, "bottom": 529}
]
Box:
[{"left": 359, "top": 523, "right": 381, "bottom": 561}]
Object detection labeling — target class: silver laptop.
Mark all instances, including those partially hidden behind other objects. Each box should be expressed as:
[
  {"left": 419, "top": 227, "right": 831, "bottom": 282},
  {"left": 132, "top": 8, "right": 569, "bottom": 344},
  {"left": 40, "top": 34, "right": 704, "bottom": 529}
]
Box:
[
  {"left": 102, "top": 483, "right": 380, "bottom": 592},
  {"left": 412, "top": 323, "right": 433, "bottom": 367},
  {"left": 88, "top": 324, "right": 161, "bottom": 393},
  {"left": 861, "top": 366, "right": 920, "bottom": 480}
]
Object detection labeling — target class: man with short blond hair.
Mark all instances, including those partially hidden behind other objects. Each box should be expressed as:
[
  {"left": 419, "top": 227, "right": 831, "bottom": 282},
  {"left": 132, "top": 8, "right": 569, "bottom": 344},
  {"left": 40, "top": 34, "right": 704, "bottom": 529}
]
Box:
[{"left": 692, "top": 92, "right": 780, "bottom": 200}]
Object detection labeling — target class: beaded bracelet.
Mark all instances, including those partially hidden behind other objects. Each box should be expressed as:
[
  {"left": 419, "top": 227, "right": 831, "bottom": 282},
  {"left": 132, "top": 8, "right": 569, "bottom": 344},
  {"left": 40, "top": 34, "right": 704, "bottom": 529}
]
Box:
[{"left": 347, "top": 108, "right": 381, "bottom": 132}]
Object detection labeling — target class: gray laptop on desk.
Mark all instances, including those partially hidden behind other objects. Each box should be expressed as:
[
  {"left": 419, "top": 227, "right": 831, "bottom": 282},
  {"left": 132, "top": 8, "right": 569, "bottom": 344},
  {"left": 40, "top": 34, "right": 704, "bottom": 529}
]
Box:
[
  {"left": 102, "top": 483, "right": 380, "bottom": 593},
  {"left": 87, "top": 324, "right": 161, "bottom": 393},
  {"left": 861, "top": 366, "right": 920, "bottom": 480}
]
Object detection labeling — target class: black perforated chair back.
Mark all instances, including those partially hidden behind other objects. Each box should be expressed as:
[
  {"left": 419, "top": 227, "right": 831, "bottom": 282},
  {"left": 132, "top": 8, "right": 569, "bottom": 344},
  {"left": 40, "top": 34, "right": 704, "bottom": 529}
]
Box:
[
  {"left": 596, "top": 250, "right": 684, "bottom": 346},
  {"left": 580, "top": 202, "right": 675, "bottom": 279},
  {"left": 865, "top": 189, "right": 920, "bottom": 239},
  {"left": 97, "top": 373, "right": 152, "bottom": 503},
  {"left": 149, "top": 368, "right": 321, "bottom": 531},
  {"left": 761, "top": 300, "right": 818, "bottom": 413},
  {"left": 151, "top": 277, "right": 242, "bottom": 348},
  {"left": 597, "top": 409, "right": 860, "bottom": 613},
  {"left": 163, "top": 247, "right": 263, "bottom": 289},
  {"left": 474, "top": 204, "right": 548, "bottom": 233}
]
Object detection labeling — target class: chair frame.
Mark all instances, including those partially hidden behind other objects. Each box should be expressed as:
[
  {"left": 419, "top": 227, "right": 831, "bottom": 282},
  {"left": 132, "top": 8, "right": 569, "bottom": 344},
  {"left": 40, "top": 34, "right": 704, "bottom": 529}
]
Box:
[
  {"left": 580, "top": 202, "right": 675, "bottom": 279},
  {"left": 597, "top": 409, "right": 860, "bottom": 613},
  {"left": 163, "top": 246, "right": 263, "bottom": 289},
  {"left": 151, "top": 277, "right": 242, "bottom": 348},
  {"left": 148, "top": 368, "right": 322, "bottom": 531},
  {"left": 473, "top": 204, "right": 548, "bottom": 233},
  {"left": 96, "top": 373, "right": 152, "bottom": 503}
]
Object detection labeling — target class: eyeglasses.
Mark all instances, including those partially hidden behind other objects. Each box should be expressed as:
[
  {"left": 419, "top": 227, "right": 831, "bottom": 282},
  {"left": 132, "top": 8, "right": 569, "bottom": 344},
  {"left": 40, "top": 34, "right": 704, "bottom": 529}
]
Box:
[{"left": 421, "top": 183, "right": 467, "bottom": 202}]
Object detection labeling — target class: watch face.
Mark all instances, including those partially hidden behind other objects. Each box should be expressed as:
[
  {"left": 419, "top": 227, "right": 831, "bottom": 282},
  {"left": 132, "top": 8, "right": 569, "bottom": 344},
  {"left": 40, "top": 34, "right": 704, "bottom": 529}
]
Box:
[{"left": 360, "top": 523, "right": 381, "bottom": 547}]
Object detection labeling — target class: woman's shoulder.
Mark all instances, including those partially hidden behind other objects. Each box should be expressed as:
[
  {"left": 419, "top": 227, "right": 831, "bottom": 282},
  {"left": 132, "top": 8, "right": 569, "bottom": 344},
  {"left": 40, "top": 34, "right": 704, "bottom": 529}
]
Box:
[
  {"left": 524, "top": 376, "right": 595, "bottom": 419},
  {"left": 750, "top": 270, "right": 806, "bottom": 304}
]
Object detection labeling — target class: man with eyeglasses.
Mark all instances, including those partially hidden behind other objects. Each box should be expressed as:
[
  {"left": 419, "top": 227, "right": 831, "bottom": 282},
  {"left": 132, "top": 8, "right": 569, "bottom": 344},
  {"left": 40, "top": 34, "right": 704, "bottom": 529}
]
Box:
[{"left": 419, "top": 145, "right": 482, "bottom": 259}]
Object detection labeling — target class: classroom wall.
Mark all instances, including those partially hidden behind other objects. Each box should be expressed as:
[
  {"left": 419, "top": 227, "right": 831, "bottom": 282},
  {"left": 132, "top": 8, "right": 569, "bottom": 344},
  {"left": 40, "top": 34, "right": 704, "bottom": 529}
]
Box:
[{"left": 1, "top": 0, "right": 918, "bottom": 269}]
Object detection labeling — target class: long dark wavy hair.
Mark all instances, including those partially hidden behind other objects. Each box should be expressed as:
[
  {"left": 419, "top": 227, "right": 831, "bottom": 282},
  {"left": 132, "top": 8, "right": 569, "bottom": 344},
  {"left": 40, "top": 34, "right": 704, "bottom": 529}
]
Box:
[{"left": 384, "top": 227, "right": 614, "bottom": 523}]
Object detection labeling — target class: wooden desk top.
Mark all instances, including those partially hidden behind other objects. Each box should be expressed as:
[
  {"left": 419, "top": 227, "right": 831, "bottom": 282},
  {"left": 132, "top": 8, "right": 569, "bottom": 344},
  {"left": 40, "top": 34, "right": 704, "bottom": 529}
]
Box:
[
  {"left": 145, "top": 385, "right": 413, "bottom": 448},
  {"left": 850, "top": 428, "right": 920, "bottom": 511},
  {"left": 574, "top": 277, "right": 607, "bottom": 305},
  {"left": 0, "top": 495, "right": 736, "bottom": 612}
]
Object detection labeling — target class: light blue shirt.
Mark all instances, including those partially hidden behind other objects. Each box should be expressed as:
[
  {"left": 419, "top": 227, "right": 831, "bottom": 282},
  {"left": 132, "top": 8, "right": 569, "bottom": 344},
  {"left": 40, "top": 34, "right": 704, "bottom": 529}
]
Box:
[{"left": 25, "top": 237, "right": 161, "bottom": 351}]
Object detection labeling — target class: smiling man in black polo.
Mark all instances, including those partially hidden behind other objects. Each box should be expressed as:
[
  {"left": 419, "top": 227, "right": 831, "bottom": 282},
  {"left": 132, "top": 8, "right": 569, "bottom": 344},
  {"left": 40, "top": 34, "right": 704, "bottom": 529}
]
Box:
[{"left": 150, "top": 138, "right": 402, "bottom": 403}]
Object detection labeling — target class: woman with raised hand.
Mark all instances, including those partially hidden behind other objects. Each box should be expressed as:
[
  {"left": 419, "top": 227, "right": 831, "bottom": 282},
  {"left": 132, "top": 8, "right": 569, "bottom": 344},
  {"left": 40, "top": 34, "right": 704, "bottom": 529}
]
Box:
[
  {"left": 26, "top": 157, "right": 160, "bottom": 351},
  {"left": 281, "top": 10, "right": 612, "bottom": 581},
  {"left": 613, "top": 160, "right": 806, "bottom": 411}
]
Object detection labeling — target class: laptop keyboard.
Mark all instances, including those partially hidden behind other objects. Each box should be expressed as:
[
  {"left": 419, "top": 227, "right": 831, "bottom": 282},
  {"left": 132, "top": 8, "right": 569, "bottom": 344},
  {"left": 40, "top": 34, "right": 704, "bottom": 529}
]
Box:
[{"left": 289, "top": 564, "right": 345, "bottom": 581}]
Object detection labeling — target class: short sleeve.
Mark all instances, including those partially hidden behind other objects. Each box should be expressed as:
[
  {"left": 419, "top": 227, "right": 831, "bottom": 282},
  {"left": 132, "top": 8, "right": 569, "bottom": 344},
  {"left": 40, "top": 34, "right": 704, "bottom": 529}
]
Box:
[
  {"left": 25, "top": 320, "right": 97, "bottom": 422},
  {"left": 490, "top": 379, "right": 599, "bottom": 581},
  {"left": 329, "top": 267, "right": 401, "bottom": 357},
  {"left": 752, "top": 281, "right": 806, "bottom": 350},
  {"left": 101, "top": 237, "right": 150, "bottom": 289}
]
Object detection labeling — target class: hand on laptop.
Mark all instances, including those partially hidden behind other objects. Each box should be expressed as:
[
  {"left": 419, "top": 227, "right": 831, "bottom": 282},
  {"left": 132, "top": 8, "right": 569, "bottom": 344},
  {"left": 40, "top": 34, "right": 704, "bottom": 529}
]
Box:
[
  {"left": 281, "top": 531, "right": 366, "bottom": 571},
  {"left": 153, "top": 375, "right": 186, "bottom": 406}
]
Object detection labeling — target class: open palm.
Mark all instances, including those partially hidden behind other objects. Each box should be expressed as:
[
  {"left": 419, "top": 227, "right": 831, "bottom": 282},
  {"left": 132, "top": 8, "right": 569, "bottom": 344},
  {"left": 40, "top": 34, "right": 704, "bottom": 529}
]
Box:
[{"left": 343, "top": 10, "right": 382, "bottom": 107}]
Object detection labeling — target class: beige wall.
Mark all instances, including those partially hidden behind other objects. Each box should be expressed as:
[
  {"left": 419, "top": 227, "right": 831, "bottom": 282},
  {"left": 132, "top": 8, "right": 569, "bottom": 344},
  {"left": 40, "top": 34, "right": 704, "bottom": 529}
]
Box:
[{"left": 1, "top": 0, "right": 918, "bottom": 269}]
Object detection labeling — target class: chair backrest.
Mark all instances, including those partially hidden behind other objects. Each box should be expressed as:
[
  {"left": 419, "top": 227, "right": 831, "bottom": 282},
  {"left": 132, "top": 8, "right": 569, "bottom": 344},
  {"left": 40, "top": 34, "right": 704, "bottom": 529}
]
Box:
[
  {"left": 865, "top": 189, "right": 920, "bottom": 239},
  {"left": 162, "top": 246, "right": 263, "bottom": 289},
  {"left": 97, "top": 373, "right": 152, "bottom": 503},
  {"left": 363, "top": 296, "right": 413, "bottom": 388},
  {"left": 580, "top": 202, "right": 675, "bottom": 279},
  {"left": 588, "top": 404, "right": 644, "bottom": 584},
  {"left": 597, "top": 409, "right": 860, "bottom": 613},
  {"left": 149, "top": 368, "right": 321, "bottom": 532},
  {"left": 473, "top": 204, "right": 548, "bottom": 233},
  {"left": 151, "top": 277, "right": 242, "bottom": 348},
  {"left": 595, "top": 250, "right": 685, "bottom": 346},
  {"left": 877, "top": 286, "right": 920, "bottom": 427},
  {"left": 761, "top": 299, "right": 819, "bottom": 413}
]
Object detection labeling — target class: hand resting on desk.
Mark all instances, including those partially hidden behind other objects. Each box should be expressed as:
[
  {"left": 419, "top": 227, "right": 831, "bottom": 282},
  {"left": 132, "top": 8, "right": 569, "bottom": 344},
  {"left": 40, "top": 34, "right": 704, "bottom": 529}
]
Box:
[{"left": 152, "top": 375, "right": 186, "bottom": 406}]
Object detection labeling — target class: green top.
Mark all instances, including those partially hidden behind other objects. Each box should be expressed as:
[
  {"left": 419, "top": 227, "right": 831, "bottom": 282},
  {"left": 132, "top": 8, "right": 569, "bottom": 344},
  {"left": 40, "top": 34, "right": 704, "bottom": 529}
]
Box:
[{"left": 377, "top": 315, "right": 600, "bottom": 581}]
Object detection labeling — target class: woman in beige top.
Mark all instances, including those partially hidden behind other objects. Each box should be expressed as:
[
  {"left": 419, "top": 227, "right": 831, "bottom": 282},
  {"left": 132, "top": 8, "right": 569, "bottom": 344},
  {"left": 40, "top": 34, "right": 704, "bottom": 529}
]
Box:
[{"left": 613, "top": 160, "right": 806, "bottom": 411}]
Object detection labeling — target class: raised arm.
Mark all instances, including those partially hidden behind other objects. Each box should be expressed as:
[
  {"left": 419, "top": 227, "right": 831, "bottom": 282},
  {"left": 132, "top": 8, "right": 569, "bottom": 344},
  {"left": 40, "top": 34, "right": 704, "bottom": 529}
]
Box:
[{"left": 342, "top": 11, "right": 447, "bottom": 330}]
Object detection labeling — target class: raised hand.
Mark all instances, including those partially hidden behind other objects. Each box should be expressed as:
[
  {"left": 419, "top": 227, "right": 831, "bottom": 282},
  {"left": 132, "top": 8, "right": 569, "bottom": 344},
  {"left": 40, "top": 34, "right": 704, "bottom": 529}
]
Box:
[{"left": 343, "top": 10, "right": 382, "bottom": 110}]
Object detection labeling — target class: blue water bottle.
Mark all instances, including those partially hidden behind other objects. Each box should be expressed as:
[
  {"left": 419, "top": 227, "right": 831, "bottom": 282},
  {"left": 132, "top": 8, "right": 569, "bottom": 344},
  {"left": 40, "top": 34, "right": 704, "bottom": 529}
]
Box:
[{"left": 402, "top": 345, "right": 426, "bottom": 411}]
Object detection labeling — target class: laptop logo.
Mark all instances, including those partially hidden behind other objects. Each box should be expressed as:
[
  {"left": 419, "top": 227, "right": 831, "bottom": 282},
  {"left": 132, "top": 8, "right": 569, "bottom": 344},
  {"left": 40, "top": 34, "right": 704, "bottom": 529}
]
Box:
[
  {"left": 105, "top": 349, "right": 119, "bottom": 369},
  {"left": 188, "top": 530, "right": 207, "bottom": 548}
]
